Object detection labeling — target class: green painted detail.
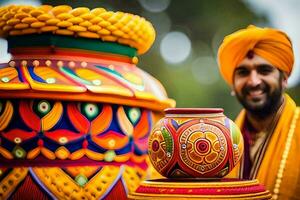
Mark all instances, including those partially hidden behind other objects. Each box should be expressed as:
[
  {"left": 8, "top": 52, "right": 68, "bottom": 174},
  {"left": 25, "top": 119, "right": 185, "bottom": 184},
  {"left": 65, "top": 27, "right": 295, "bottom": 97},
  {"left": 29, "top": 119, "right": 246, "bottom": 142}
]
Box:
[
  {"left": 75, "top": 174, "right": 88, "bottom": 187},
  {"left": 59, "top": 66, "right": 91, "bottom": 85},
  {"left": 33, "top": 100, "right": 52, "bottom": 118},
  {"left": 104, "top": 150, "right": 116, "bottom": 162},
  {"left": 161, "top": 127, "right": 173, "bottom": 153},
  {"left": 95, "top": 65, "right": 123, "bottom": 77},
  {"left": 1, "top": 77, "right": 10, "bottom": 83},
  {"left": 125, "top": 107, "right": 141, "bottom": 125},
  {"left": 95, "top": 65, "right": 145, "bottom": 91},
  {"left": 230, "top": 121, "right": 241, "bottom": 145},
  {"left": 7, "top": 34, "right": 137, "bottom": 57},
  {"left": 45, "top": 78, "right": 56, "bottom": 84},
  {"left": 92, "top": 79, "right": 102, "bottom": 86},
  {"left": 13, "top": 146, "right": 26, "bottom": 159},
  {"left": 81, "top": 103, "right": 100, "bottom": 120}
]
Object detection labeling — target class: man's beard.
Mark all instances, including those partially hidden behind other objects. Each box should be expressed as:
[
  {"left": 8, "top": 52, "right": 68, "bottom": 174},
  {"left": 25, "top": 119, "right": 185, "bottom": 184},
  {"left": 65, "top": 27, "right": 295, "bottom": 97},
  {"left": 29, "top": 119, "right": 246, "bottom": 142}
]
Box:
[{"left": 235, "top": 82, "right": 283, "bottom": 118}]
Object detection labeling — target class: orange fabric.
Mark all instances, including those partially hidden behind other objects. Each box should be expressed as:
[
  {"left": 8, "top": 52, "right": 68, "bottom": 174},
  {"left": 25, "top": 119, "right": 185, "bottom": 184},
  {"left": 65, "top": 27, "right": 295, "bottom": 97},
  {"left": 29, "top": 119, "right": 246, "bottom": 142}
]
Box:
[
  {"left": 234, "top": 94, "right": 300, "bottom": 199},
  {"left": 218, "top": 25, "right": 294, "bottom": 85}
]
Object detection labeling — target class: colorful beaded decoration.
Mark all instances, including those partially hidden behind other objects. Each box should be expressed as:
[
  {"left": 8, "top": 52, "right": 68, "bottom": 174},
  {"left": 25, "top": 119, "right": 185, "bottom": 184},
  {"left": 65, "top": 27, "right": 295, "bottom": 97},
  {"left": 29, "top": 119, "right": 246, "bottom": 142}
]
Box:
[{"left": 0, "top": 5, "right": 155, "bottom": 54}]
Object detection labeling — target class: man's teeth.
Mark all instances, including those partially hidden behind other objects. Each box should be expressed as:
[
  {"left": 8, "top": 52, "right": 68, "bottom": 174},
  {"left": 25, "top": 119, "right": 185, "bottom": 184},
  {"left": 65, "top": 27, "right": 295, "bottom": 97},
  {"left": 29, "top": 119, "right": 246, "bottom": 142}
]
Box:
[{"left": 249, "top": 90, "right": 263, "bottom": 96}]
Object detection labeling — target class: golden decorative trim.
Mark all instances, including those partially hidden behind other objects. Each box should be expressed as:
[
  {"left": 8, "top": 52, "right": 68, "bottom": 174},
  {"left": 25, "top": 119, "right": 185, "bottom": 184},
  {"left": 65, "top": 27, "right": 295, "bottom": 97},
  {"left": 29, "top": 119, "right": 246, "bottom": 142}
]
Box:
[
  {"left": 0, "top": 5, "right": 155, "bottom": 54},
  {"left": 0, "top": 100, "right": 13, "bottom": 131},
  {"left": 141, "top": 179, "right": 259, "bottom": 188},
  {"left": 272, "top": 107, "right": 300, "bottom": 200},
  {"left": 32, "top": 166, "right": 122, "bottom": 199},
  {"left": 128, "top": 191, "right": 271, "bottom": 199},
  {"left": 0, "top": 146, "right": 13, "bottom": 159},
  {"left": 122, "top": 166, "right": 147, "bottom": 194},
  {"left": 0, "top": 168, "right": 28, "bottom": 199},
  {"left": 41, "top": 101, "right": 63, "bottom": 131}
]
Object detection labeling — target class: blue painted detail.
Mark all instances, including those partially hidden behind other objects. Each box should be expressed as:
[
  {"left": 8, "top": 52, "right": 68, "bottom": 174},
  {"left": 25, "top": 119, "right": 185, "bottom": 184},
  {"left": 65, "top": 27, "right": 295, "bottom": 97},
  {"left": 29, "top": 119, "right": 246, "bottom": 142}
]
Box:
[
  {"left": 43, "top": 136, "right": 61, "bottom": 151},
  {"left": 224, "top": 117, "right": 230, "bottom": 130},
  {"left": 108, "top": 105, "right": 126, "bottom": 135},
  {"left": 64, "top": 139, "right": 85, "bottom": 152},
  {"left": 147, "top": 110, "right": 153, "bottom": 131},
  {"left": 115, "top": 141, "right": 131, "bottom": 155},
  {"left": 86, "top": 135, "right": 107, "bottom": 153},
  {"left": 133, "top": 143, "right": 147, "bottom": 155},
  {"left": 16, "top": 67, "right": 24, "bottom": 82},
  {"left": 5, "top": 100, "right": 33, "bottom": 132},
  {"left": 28, "top": 66, "right": 46, "bottom": 83},
  {"left": 50, "top": 102, "right": 78, "bottom": 132},
  {"left": 0, "top": 136, "right": 16, "bottom": 151},
  {"left": 22, "top": 137, "right": 39, "bottom": 151},
  {"left": 0, "top": 99, "right": 152, "bottom": 161},
  {"left": 171, "top": 119, "right": 179, "bottom": 130}
]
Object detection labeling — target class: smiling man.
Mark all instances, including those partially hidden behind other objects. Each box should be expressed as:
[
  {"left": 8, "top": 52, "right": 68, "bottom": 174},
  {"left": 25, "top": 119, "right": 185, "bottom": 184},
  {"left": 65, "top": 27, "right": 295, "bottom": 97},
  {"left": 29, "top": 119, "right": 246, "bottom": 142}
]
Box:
[
  {"left": 234, "top": 52, "right": 286, "bottom": 118},
  {"left": 218, "top": 25, "right": 300, "bottom": 199}
]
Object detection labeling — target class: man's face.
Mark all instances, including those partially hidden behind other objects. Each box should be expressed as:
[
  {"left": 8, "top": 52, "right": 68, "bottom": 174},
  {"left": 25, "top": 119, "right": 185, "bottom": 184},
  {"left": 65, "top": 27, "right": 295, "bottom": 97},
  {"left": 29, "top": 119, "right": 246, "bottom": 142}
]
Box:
[{"left": 232, "top": 54, "right": 287, "bottom": 117}]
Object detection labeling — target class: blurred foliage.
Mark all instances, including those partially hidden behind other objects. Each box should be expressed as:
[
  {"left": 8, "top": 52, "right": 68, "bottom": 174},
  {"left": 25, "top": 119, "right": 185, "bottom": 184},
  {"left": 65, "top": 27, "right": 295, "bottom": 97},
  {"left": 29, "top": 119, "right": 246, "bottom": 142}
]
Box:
[{"left": 41, "top": 0, "right": 300, "bottom": 119}]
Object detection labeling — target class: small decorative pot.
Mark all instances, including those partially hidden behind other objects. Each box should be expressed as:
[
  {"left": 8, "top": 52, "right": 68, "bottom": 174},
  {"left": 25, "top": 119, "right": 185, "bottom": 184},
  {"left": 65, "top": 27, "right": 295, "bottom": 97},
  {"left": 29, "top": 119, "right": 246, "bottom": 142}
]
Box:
[{"left": 148, "top": 108, "right": 244, "bottom": 178}]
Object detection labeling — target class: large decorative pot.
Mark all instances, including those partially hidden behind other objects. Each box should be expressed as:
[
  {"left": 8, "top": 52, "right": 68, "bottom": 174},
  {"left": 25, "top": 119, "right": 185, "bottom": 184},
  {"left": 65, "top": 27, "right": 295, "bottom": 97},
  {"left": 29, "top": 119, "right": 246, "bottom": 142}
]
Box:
[
  {"left": 148, "top": 108, "right": 244, "bottom": 178},
  {"left": 0, "top": 4, "right": 175, "bottom": 200}
]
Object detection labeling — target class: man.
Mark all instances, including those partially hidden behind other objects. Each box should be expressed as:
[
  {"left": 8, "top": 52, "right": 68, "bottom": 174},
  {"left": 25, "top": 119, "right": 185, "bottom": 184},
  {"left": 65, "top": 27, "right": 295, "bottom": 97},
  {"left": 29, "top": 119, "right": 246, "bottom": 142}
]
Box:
[{"left": 218, "top": 25, "right": 300, "bottom": 199}]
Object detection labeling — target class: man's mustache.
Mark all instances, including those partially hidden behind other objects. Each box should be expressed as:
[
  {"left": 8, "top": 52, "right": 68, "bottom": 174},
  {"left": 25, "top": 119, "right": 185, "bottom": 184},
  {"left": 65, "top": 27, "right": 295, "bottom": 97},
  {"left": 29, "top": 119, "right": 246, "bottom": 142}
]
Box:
[{"left": 242, "top": 84, "right": 269, "bottom": 95}]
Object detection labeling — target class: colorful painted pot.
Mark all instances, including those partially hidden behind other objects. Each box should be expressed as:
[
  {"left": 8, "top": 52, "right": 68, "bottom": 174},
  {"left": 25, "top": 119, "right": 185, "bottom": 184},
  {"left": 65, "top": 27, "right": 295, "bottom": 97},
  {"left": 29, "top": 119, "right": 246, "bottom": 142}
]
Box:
[
  {"left": 0, "top": 4, "right": 175, "bottom": 200},
  {"left": 148, "top": 108, "right": 243, "bottom": 178}
]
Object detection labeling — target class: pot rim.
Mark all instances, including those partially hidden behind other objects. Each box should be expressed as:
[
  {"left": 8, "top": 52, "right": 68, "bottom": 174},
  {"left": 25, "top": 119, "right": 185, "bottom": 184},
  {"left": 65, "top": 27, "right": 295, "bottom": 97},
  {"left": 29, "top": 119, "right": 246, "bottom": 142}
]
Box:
[{"left": 164, "top": 108, "right": 224, "bottom": 114}]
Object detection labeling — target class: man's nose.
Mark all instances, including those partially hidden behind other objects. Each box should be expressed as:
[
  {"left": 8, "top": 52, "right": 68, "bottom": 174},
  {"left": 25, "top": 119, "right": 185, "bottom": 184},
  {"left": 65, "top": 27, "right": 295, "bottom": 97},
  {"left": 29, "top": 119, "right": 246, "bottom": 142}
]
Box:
[{"left": 247, "top": 71, "right": 262, "bottom": 86}]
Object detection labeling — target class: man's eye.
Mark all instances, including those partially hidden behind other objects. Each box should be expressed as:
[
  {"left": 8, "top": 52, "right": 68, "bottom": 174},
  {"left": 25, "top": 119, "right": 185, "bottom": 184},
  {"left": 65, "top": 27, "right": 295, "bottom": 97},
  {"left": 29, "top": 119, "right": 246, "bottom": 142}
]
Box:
[
  {"left": 258, "top": 65, "right": 274, "bottom": 75},
  {"left": 235, "top": 69, "right": 249, "bottom": 76}
]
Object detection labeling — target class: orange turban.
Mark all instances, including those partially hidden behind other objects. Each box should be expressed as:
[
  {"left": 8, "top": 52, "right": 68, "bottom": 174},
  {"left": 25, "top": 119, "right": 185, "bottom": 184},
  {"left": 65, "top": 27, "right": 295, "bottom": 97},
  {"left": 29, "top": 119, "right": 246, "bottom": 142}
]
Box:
[{"left": 218, "top": 25, "right": 294, "bottom": 85}]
